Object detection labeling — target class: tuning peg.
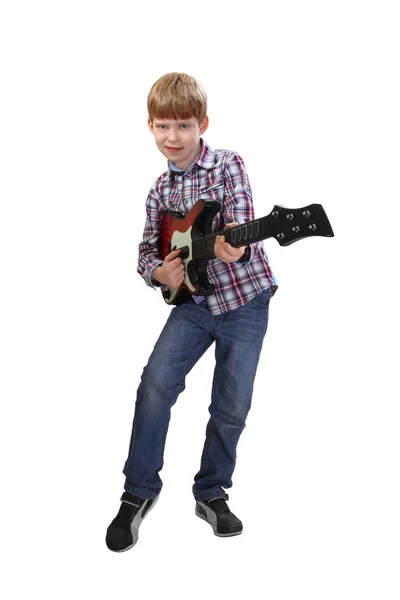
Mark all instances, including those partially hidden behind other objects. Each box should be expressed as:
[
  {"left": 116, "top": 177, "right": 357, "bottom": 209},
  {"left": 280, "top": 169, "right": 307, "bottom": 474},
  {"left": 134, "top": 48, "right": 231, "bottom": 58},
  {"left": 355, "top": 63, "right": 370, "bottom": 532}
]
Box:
[
  {"left": 277, "top": 233, "right": 285, "bottom": 240},
  {"left": 302, "top": 210, "right": 311, "bottom": 217},
  {"left": 292, "top": 226, "right": 300, "bottom": 233},
  {"left": 272, "top": 210, "right": 279, "bottom": 218},
  {"left": 286, "top": 213, "right": 295, "bottom": 220},
  {"left": 309, "top": 224, "right": 317, "bottom": 231}
]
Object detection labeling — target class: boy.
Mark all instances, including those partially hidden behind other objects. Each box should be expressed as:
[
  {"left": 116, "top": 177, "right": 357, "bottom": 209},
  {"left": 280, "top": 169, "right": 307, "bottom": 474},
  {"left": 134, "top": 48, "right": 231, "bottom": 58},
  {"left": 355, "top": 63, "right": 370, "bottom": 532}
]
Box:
[{"left": 106, "top": 73, "right": 277, "bottom": 552}]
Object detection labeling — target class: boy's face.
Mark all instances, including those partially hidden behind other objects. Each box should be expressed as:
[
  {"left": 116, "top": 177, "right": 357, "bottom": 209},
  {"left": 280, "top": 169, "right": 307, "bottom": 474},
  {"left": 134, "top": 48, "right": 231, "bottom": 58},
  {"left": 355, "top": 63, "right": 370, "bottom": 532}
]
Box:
[{"left": 148, "top": 116, "right": 209, "bottom": 171}]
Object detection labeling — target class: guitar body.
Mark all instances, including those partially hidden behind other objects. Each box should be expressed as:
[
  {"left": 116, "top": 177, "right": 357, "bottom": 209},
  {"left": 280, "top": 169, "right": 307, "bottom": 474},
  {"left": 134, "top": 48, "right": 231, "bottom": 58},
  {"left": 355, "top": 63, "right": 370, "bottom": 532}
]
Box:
[
  {"left": 159, "top": 199, "right": 334, "bottom": 306},
  {"left": 160, "top": 200, "right": 221, "bottom": 305}
]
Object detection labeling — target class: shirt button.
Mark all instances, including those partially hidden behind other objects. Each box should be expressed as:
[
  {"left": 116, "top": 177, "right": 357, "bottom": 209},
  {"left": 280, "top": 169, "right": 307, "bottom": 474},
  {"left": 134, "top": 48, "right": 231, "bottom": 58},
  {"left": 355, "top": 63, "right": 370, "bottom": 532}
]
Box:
[{"left": 183, "top": 199, "right": 188, "bottom": 204}]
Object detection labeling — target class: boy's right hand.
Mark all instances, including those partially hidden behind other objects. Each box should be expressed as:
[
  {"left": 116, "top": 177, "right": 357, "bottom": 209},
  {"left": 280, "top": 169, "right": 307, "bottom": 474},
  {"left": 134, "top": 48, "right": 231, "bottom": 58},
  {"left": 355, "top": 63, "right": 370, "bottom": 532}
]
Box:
[{"left": 152, "top": 249, "right": 185, "bottom": 288}]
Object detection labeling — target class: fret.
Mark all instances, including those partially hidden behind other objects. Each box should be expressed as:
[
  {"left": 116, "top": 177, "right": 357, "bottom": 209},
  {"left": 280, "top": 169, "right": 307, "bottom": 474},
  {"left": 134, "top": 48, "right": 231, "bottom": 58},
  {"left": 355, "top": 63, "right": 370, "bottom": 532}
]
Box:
[
  {"left": 195, "top": 236, "right": 207, "bottom": 259},
  {"left": 194, "top": 236, "right": 216, "bottom": 260},
  {"left": 229, "top": 220, "right": 261, "bottom": 246}
]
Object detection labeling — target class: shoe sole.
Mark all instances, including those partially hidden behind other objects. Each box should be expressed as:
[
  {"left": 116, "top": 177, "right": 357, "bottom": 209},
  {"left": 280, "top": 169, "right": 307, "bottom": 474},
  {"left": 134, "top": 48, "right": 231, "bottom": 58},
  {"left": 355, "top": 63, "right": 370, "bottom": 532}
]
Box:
[
  {"left": 110, "top": 495, "right": 159, "bottom": 552},
  {"left": 195, "top": 505, "right": 243, "bottom": 538}
]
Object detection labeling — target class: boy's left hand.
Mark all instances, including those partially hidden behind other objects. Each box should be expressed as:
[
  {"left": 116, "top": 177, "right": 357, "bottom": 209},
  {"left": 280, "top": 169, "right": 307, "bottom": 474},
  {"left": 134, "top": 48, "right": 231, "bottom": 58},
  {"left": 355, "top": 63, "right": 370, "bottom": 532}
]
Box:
[{"left": 214, "top": 222, "right": 247, "bottom": 263}]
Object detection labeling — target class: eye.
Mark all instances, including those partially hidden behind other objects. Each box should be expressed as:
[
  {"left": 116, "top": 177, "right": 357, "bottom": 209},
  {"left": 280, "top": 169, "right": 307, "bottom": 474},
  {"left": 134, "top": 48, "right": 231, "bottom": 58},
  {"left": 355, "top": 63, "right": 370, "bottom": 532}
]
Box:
[
  {"left": 156, "top": 124, "right": 167, "bottom": 129},
  {"left": 180, "top": 124, "right": 189, "bottom": 129}
]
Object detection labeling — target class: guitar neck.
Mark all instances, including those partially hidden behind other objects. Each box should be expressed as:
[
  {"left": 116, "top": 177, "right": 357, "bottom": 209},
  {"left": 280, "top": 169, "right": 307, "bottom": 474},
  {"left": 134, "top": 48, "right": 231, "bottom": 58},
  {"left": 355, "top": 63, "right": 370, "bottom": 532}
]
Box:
[
  {"left": 192, "top": 216, "right": 274, "bottom": 260},
  {"left": 192, "top": 204, "right": 334, "bottom": 259}
]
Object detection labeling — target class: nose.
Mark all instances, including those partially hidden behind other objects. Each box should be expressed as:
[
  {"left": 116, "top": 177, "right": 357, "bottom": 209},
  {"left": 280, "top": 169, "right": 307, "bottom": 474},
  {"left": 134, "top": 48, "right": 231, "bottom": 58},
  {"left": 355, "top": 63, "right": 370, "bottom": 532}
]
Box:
[{"left": 167, "top": 127, "right": 179, "bottom": 143}]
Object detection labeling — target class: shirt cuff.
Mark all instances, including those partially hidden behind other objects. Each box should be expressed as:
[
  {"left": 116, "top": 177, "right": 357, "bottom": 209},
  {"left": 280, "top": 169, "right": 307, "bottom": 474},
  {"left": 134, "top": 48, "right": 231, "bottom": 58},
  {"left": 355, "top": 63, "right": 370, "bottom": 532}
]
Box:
[{"left": 148, "top": 261, "right": 164, "bottom": 289}]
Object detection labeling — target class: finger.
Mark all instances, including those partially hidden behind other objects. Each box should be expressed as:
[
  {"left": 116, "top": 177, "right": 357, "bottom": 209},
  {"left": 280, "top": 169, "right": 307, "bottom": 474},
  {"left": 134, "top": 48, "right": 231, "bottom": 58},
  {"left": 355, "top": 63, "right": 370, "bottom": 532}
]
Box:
[
  {"left": 223, "top": 249, "right": 237, "bottom": 260},
  {"left": 222, "top": 241, "right": 237, "bottom": 253},
  {"left": 226, "top": 246, "right": 244, "bottom": 259},
  {"left": 225, "top": 222, "right": 239, "bottom": 229},
  {"left": 164, "top": 248, "right": 182, "bottom": 262},
  {"left": 218, "top": 250, "right": 233, "bottom": 263},
  {"left": 172, "top": 258, "right": 184, "bottom": 268},
  {"left": 166, "top": 258, "right": 183, "bottom": 272},
  {"left": 170, "top": 263, "right": 185, "bottom": 276},
  {"left": 222, "top": 244, "right": 244, "bottom": 259},
  {"left": 173, "top": 271, "right": 185, "bottom": 286},
  {"left": 169, "top": 262, "right": 184, "bottom": 276}
]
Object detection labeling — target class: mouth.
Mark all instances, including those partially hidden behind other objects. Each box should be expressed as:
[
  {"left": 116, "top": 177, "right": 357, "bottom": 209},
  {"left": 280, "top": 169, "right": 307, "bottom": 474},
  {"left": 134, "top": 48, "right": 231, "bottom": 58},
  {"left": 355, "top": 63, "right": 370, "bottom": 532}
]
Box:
[{"left": 165, "top": 146, "right": 182, "bottom": 152}]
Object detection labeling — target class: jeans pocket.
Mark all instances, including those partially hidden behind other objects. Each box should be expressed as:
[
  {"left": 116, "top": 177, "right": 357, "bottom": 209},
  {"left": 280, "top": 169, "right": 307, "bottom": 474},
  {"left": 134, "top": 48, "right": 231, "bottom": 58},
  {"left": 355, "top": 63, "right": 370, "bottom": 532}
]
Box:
[{"left": 249, "top": 288, "right": 271, "bottom": 308}]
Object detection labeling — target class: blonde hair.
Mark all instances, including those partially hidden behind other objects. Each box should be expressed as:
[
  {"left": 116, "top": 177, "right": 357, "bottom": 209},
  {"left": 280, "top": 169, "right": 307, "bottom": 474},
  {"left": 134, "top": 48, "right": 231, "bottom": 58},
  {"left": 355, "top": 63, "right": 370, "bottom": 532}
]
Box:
[{"left": 147, "top": 72, "right": 207, "bottom": 124}]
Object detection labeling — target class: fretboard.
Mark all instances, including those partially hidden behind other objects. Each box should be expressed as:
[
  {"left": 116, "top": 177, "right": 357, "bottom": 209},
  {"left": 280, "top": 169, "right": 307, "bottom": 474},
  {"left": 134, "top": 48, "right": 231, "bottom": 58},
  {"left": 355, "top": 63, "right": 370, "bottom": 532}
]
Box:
[{"left": 192, "top": 217, "right": 271, "bottom": 260}]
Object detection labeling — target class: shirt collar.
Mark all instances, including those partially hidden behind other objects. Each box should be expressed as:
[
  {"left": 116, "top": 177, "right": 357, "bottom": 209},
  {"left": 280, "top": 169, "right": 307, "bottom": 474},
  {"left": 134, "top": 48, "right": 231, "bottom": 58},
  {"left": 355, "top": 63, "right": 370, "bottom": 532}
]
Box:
[
  {"left": 168, "top": 161, "right": 185, "bottom": 173},
  {"left": 194, "top": 138, "right": 216, "bottom": 170}
]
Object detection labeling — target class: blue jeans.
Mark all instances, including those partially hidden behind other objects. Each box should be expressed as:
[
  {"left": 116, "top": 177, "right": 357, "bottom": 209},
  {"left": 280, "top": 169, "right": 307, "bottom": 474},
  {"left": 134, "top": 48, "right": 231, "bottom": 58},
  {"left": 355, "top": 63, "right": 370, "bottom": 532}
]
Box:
[{"left": 123, "top": 289, "right": 270, "bottom": 501}]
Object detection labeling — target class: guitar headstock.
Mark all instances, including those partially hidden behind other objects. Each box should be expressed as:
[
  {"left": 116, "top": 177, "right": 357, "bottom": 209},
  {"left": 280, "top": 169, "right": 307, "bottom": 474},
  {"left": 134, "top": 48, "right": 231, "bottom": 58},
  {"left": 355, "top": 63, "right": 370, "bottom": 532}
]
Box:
[{"left": 268, "top": 204, "right": 334, "bottom": 246}]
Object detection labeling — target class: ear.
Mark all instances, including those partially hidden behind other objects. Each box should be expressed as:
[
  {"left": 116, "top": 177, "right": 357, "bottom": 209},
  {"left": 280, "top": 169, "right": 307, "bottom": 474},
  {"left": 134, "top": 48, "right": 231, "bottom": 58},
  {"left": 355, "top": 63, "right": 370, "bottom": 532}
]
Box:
[
  {"left": 148, "top": 119, "right": 154, "bottom": 134},
  {"left": 199, "top": 115, "right": 209, "bottom": 135}
]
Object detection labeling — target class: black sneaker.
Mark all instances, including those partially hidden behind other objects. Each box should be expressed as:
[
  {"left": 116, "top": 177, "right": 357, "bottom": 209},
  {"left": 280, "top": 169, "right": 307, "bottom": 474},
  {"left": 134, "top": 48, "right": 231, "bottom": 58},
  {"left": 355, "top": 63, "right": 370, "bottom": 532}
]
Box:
[
  {"left": 106, "top": 492, "right": 159, "bottom": 552},
  {"left": 195, "top": 494, "right": 243, "bottom": 537}
]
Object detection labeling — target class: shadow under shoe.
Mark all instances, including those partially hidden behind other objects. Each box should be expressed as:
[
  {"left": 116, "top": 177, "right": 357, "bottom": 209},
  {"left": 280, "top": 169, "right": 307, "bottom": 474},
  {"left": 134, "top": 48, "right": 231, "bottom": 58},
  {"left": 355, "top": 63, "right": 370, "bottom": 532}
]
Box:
[
  {"left": 195, "top": 494, "right": 243, "bottom": 537},
  {"left": 106, "top": 491, "right": 158, "bottom": 552}
]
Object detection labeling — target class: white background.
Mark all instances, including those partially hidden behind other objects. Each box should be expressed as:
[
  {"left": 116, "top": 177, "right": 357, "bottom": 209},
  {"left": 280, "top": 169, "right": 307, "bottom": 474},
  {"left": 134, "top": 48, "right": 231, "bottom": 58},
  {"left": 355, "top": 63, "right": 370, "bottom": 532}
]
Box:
[{"left": 1, "top": 1, "right": 399, "bottom": 598}]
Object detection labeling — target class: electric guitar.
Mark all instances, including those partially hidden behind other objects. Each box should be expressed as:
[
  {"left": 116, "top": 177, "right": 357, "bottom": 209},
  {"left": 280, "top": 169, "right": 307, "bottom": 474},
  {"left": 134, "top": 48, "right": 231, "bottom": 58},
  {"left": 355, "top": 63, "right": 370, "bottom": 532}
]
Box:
[{"left": 159, "top": 200, "right": 334, "bottom": 305}]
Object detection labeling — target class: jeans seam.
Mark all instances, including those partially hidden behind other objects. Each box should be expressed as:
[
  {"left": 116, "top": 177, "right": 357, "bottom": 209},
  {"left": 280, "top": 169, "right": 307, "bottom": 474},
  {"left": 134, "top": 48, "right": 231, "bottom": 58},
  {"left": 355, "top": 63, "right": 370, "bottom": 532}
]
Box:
[
  {"left": 160, "top": 422, "right": 169, "bottom": 466},
  {"left": 200, "top": 430, "right": 215, "bottom": 471},
  {"left": 200, "top": 339, "right": 221, "bottom": 472}
]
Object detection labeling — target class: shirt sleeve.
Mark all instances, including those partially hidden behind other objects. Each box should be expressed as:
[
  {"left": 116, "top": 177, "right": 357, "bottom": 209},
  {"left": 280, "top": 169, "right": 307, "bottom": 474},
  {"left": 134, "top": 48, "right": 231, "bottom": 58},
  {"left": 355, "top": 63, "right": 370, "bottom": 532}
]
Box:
[
  {"left": 222, "top": 152, "right": 255, "bottom": 264},
  {"left": 137, "top": 188, "right": 164, "bottom": 288}
]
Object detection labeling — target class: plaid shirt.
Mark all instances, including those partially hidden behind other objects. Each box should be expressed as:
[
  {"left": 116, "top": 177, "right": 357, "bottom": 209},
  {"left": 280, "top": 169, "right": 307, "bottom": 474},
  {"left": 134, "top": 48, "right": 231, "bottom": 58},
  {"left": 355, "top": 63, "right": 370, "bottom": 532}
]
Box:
[{"left": 138, "top": 139, "right": 277, "bottom": 316}]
